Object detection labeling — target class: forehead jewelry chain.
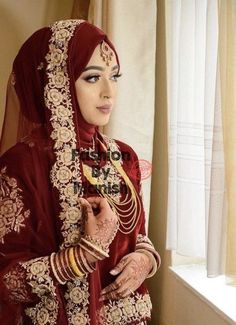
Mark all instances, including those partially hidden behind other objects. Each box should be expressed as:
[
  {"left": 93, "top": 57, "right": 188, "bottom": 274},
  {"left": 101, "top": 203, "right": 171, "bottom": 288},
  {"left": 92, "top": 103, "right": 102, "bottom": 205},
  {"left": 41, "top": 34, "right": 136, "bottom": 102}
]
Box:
[{"left": 100, "top": 41, "right": 114, "bottom": 66}]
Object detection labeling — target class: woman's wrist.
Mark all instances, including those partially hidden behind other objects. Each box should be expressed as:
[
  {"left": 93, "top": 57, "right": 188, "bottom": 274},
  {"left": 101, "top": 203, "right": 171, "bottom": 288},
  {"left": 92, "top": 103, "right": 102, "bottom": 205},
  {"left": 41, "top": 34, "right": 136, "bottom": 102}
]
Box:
[
  {"left": 79, "top": 235, "right": 110, "bottom": 260},
  {"left": 135, "top": 249, "right": 158, "bottom": 278},
  {"left": 50, "top": 247, "right": 84, "bottom": 284},
  {"left": 83, "top": 249, "right": 98, "bottom": 264},
  {"left": 50, "top": 246, "right": 97, "bottom": 284}
]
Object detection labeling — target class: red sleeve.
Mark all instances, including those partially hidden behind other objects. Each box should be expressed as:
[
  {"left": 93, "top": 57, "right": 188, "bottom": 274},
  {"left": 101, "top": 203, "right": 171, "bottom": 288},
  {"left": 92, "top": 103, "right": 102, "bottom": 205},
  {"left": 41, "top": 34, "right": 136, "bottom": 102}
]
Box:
[{"left": 0, "top": 145, "right": 59, "bottom": 306}]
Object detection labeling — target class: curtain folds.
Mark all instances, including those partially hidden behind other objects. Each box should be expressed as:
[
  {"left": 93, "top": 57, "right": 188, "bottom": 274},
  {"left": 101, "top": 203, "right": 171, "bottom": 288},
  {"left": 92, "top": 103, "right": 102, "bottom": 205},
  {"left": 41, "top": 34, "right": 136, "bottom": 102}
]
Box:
[
  {"left": 218, "top": 0, "right": 236, "bottom": 286},
  {"left": 205, "top": 0, "right": 226, "bottom": 278},
  {"left": 166, "top": 0, "right": 215, "bottom": 257},
  {"left": 71, "top": 0, "right": 90, "bottom": 19}
]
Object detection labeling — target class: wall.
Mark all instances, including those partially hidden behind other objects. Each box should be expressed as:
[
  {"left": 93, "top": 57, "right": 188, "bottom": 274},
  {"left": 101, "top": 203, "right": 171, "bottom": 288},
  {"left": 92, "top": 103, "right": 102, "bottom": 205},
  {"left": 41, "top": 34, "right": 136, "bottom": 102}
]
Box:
[
  {"left": 0, "top": 0, "right": 73, "bottom": 130},
  {"left": 147, "top": 1, "right": 233, "bottom": 325}
]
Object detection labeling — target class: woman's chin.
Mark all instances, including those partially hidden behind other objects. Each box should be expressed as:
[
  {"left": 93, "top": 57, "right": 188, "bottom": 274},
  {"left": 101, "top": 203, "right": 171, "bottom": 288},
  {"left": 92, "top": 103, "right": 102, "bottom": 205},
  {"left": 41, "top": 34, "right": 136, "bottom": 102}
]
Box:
[{"left": 93, "top": 115, "right": 111, "bottom": 127}]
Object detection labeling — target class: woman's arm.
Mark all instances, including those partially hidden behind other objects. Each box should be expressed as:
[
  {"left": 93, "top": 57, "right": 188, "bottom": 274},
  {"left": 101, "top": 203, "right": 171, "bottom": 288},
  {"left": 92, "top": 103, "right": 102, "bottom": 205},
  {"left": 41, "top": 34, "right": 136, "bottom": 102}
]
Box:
[{"left": 99, "top": 141, "right": 161, "bottom": 301}]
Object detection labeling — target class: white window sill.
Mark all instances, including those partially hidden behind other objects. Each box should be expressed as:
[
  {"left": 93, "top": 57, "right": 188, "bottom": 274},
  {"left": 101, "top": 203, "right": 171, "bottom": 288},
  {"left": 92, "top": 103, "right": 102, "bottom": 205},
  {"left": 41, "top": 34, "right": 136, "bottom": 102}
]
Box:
[{"left": 169, "top": 264, "right": 236, "bottom": 325}]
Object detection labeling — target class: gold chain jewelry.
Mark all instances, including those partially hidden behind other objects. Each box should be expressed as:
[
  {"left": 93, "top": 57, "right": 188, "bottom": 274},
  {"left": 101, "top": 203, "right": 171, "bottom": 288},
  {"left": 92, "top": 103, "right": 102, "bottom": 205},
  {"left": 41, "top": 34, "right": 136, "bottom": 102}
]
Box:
[{"left": 81, "top": 142, "right": 142, "bottom": 234}]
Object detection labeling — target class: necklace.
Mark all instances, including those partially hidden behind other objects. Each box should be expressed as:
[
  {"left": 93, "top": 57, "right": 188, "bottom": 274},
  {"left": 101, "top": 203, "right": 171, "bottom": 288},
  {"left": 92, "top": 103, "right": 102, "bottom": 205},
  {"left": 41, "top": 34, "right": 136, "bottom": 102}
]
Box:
[{"left": 82, "top": 140, "right": 141, "bottom": 234}]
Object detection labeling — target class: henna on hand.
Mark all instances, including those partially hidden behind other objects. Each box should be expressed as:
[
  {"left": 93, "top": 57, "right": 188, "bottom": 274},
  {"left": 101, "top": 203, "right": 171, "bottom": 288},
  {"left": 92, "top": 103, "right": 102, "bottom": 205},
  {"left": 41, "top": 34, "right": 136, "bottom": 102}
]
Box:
[
  {"left": 79, "top": 197, "right": 119, "bottom": 259},
  {"left": 100, "top": 252, "right": 152, "bottom": 301}
]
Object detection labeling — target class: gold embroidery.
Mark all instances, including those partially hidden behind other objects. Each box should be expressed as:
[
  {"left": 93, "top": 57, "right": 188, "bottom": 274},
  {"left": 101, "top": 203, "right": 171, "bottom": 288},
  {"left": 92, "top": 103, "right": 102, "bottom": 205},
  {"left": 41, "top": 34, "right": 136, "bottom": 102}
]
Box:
[
  {"left": 44, "top": 19, "right": 91, "bottom": 325},
  {"left": 136, "top": 234, "right": 154, "bottom": 247},
  {"left": 3, "top": 264, "right": 32, "bottom": 303},
  {"left": 25, "top": 296, "right": 58, "bottom": 325},
  {"left": 45, "top": 19, "right": 85, "bottom": 248},
  {"left": 21, "top": 257, "right": 56, "bottom": 297},
  {"left": 136, "top": 234, "right": 157, "bottom": 255},
  {"left": 64, "top": 279, "right": 90, "bottom": 325},
  {"left": 98, "top": 293, "right": 152, "bottom": 324},
  {"left": 102, "top": 135, "right": 124, "bottom": 163},
  {"left": 0, "top": 166, "right": 30, "bottom": 243},
  {"left": 21, "top": 257, "right": 58, "bottom": 324}
]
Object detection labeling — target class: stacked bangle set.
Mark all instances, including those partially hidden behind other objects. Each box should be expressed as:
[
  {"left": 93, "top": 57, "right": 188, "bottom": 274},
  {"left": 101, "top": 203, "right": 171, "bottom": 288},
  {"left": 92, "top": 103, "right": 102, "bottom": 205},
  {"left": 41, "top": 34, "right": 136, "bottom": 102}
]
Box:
[{"left": 50, "top": 237, "right": 109, "bottom": 285}]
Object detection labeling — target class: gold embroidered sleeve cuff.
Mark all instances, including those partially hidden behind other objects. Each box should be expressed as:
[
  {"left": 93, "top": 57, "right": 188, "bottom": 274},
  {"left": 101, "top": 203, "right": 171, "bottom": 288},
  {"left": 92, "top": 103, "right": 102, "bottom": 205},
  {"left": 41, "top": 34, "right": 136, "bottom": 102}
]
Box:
[
  {"left": 135, "top": 234, "right": 161, "bottom": 273},
  {"left": 135, "top": 249, "right": 158, "bottom": 278},
  {"left": 20, "top": 256, "right": 57, "bottom": 298}
]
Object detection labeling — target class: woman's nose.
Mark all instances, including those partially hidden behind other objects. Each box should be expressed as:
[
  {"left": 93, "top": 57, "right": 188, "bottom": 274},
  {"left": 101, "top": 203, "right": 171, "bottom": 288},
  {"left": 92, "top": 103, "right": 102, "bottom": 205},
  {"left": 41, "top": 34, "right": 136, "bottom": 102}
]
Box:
[{"left": 101, "top": 79, "right": 113, "bottom": 99}]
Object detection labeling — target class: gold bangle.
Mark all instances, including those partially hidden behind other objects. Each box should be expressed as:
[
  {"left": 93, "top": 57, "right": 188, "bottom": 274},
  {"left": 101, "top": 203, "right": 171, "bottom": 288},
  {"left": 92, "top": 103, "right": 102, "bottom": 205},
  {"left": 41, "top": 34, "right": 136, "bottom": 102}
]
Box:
[
  {"left": 79, "top": 242, "right": 102, "bottom": 261},
  {"left": 79, "top": 247, "right": 96, "bottom": 273},
  {"left": 50, "top": 252, "right": 66, "bottom": 285},
  {"left": 68, "top": 247, "right": 84, "bottom": 277},
  {"left": 84, "top": 235, "right": 109, "bottom": 253},
  {"left": 64, "top": 248, "right": 77, "bottom": 278},
  {"left": 81, "top": 238, "right": 109, "bottom": 258}
]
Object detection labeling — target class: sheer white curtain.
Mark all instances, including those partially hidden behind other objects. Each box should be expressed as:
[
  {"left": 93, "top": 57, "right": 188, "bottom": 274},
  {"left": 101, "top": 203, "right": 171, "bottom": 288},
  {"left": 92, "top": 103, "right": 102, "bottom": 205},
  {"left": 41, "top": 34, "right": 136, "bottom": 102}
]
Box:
[{"left": 166, "top": 0, "right": 226, "bottom": 276}]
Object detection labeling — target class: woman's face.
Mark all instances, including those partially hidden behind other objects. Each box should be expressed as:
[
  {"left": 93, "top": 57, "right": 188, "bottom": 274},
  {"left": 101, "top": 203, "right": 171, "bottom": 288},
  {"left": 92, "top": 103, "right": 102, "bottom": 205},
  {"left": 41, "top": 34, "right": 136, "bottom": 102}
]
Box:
[{"left": 75, "top": 43, "right": 120, "bottom": 126}]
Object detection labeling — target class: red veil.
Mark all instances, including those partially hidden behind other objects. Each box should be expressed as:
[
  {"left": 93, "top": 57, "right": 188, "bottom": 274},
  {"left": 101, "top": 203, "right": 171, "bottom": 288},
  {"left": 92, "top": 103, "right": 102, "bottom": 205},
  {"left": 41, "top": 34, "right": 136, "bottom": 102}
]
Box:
[
  {"left": 0, "top": 20, "right": 158, "bottom": 325},
  {"left": 0, "top": 20, "right": 119, "bottom": 155}
]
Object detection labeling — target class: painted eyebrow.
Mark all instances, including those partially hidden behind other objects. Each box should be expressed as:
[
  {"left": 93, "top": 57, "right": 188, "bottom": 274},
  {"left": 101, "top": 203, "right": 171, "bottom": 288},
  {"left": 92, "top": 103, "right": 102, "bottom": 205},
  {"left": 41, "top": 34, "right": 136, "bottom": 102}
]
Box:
[{"left": 83, "top": 65, "right": 119, "bottom": 72}]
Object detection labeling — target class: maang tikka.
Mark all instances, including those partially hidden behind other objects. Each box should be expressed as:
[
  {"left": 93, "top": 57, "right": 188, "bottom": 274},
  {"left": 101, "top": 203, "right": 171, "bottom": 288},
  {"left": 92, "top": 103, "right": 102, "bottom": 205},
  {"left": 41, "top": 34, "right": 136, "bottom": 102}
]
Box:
[{"left": 100, "top": 41, "right": 114, "bottom": 66}]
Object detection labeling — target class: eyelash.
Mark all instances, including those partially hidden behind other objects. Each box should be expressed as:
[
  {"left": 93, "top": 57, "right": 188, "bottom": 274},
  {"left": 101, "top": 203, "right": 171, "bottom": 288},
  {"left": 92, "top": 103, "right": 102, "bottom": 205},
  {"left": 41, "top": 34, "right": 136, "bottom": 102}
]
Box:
[{"left": 84, "top": 73, "right": 122, "bottom": 83}]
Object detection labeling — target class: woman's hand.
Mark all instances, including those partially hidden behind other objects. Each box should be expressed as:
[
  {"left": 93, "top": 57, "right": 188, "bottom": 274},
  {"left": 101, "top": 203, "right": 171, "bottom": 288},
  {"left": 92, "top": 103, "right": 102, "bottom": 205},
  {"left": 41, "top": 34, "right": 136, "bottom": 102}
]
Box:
[
  {"left": 99, "top": 252, "right": 152, "bottom": 301},
  {"left": 79, "top": 196, "right": 119, "bottom": 253}
]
